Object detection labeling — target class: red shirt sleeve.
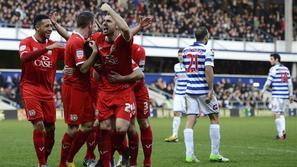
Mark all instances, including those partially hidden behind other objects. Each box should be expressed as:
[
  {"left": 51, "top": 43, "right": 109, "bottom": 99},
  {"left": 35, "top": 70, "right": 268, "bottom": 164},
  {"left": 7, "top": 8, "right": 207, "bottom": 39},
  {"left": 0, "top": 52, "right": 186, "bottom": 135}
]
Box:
[
  {"left": 56, "top": 48, "right": 65, "bottom": 60},
  {"left": 19, "top": 39, "right": 47, "bottom": 63},
  {"left": 72, "top": 40, "right": 86, "bottom": 66}
]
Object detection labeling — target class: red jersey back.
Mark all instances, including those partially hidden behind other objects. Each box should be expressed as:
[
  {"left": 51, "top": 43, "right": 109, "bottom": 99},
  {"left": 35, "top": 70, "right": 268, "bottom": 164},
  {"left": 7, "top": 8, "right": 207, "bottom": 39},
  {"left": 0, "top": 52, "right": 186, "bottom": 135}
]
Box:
[
  {"left": 131, "top": 44, "right": 147, "bottom": 91},
  {"left": 91, "top": 32, "right": 135, "bottom": 92},
  {"left": 19, "top": 36, "right": 64, "bottom": 100},
  {"left": 63, "top": 32, "right": 90, "bottom": 90}
]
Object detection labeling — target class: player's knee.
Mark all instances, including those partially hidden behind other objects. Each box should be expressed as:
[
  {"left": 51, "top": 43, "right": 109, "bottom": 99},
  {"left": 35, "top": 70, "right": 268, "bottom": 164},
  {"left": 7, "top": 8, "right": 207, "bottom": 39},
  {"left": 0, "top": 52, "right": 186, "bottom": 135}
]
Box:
[
  {"left": 81, "top": 122, "right": 93, "bottom": 132},
  {"left": 138, "top": 119, "right": 150, "bottom": 129},
  {"left": 67, "top": 124, "right": 79, "bottom": 136},
  {"left": 33, "top": 121, "right": 45, "bottom": 131},
  {"left": 174, "top": 111, "right": 182, "bottom": 117},
  {"left": 44, "top": 122, "right": 55, "bottom": 132},
  {"left": 100, "top": 120, "right": 112, "bottom": 131}
]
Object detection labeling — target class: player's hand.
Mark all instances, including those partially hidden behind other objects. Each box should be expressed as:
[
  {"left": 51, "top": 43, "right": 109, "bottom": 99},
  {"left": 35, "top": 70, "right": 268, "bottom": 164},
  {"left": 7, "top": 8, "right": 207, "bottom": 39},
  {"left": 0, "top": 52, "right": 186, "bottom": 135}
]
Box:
[
  {"left": 49, "top": 12, "right": 58, "bottom": 24},
  {"left": 93, "top": 62, "right": 102, "bottom": 72},
  {"left": 101, "top": 3, "right": 112, "bottom": 12},
  {"left": 289, "top": 96, "right": 294, "bottom": 103},
  {"left": 88, "top": 40, "right": 98, "bottom": 54},
  {"left": 137, "top": 16, "right": 153, "bottom": 29},
  {"left": 46, "top": 42, "right": 65, "bottom": 50},
  {"left": 63, "top": 66, "right": 74, "bottom": 75},
  {"left": 205, "top": 90, "right": 213, "bottom": 104},
  {"left": 108, "top": 71, "right": 124, "bottom": 83}
]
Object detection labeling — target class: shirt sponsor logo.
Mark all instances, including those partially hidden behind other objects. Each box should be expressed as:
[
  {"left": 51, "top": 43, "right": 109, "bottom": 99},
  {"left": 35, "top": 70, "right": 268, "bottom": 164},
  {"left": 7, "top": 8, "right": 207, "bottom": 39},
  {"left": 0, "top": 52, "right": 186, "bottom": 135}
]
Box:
[
  {"left": 76, "top": 49, "right": 84, "bottom": 59},
  {"left": 70, "top": 114, "right": 78, "bottom": 121},
  {"left": 34, "top": 55, "right": 52, "bottom": 68}
]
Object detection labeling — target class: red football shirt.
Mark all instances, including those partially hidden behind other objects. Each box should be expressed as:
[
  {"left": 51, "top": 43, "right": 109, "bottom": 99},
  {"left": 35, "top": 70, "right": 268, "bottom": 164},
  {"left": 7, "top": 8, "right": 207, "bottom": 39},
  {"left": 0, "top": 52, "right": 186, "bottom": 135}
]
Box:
[
  {"left": 131, "top": 44, "right": 147, "bottom": 91},
  {"left": 63, "top": 32, "right": 90, "bottom": 90},
  {"left": 19, "top": 36, "right": 64, "bottom": 100},
  {"left": 91, "top": 32, "right": 137, "bottom": 92}
]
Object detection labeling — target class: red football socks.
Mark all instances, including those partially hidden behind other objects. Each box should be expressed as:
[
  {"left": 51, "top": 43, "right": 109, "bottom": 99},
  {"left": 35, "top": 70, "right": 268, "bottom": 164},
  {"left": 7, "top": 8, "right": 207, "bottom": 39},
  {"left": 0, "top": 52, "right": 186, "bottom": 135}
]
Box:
[
  {"left": 33, "top": 130, "right": 46, "bottom": 165},
  {"left": 129, "top": 131, "right": 139, "bottom": 166},
  {"left": 85, "top": 128, "right": 97, "bottom": 160},
  {"left": 140, "top": 126, "right": 153, "bottom": 166},
  {"left": 45, "top": 129, "right": 55, "bottom": 161},
  {"left": 97, "top": 129, "right": 112, "bottom": 167},
  {"left": 59, "top": 133, "right": 73, "bottom": 167},
  {"left": 67, "top": 129, "right": 89, "bottom": 162}
]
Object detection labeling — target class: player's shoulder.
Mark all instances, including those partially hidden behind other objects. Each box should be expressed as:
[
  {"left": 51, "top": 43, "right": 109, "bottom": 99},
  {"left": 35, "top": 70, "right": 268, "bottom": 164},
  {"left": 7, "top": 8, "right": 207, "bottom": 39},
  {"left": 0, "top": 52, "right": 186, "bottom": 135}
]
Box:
[
  {"left": 20, "top": 36, "right": 33, "bottom": 44},
  {"left": 90, "top": 32, "right": 104, "bottom": 40}
]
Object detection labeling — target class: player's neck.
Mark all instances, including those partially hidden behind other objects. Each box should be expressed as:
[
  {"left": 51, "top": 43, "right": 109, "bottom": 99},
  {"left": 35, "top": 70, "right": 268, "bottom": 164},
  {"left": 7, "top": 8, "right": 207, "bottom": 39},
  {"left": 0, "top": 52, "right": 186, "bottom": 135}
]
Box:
[
  {"left": 34, "top": 33, "right": 46, "bottom": 43},
  {"left": 76, "top": 28, "right": 89, "bottom": 39},
  {"left": 105, "top": 31, "right": 120, "bottom": 43}
]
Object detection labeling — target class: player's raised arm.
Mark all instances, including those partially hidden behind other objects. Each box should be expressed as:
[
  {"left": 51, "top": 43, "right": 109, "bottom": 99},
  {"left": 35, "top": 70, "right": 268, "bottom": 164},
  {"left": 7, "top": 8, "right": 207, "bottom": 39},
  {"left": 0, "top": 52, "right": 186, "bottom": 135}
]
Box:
[
  {"left": 101, "top": 3, "right": 131, "bottom": 41},
  {"left": 50, "top": 12, "right": 70, "bottom": 40},
  {"left": 131, "top": 16, "right": 153, "bottom": 36}
]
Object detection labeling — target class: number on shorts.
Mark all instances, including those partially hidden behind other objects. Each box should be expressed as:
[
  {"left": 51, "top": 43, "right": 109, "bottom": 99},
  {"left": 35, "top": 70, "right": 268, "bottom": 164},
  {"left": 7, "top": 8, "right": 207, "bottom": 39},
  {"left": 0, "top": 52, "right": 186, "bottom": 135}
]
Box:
[
  {"left": 124, "top": 103, "right": 135, "bottom": 113},
  {"left": 143, "top": 101, "right": 149, "bottom": 114}
]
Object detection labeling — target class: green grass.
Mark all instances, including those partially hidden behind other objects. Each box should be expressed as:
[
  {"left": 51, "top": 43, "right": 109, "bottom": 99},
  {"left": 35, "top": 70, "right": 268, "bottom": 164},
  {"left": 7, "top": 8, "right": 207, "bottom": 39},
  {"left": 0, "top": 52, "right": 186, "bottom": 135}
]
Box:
[{"left": 0, "top": 117, "right": 297, "bottom": 167}]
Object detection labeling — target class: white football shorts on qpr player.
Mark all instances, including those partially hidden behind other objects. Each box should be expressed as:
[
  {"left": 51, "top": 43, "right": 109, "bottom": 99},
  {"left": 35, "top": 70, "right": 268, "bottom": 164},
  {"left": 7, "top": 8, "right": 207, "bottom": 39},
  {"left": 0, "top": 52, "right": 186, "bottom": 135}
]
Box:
[
  {"left": 185, "top": 94, "right": 219, "bottom": 115},
  {"left": 173, "top": 94, "right": 186, "bottom": 113},
  {"left": 270, "top": 97, "right": 289, "bottom": 113}
]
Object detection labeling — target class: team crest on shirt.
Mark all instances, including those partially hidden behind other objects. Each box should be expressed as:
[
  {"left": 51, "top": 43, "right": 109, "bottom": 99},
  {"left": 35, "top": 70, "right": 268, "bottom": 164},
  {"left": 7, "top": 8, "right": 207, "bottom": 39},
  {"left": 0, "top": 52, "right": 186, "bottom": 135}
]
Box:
[
  {"left": 28, "top": 109, "right": 36, "bottom": 117},
  {"left": 20, "top": 45, "right": 26, "bottom": 51},
  {"left": 76, "top": 49, "right": 84, "bottom": 59},
  {"left": 70, "top": 114, "right": 78, "bottom": 121}
]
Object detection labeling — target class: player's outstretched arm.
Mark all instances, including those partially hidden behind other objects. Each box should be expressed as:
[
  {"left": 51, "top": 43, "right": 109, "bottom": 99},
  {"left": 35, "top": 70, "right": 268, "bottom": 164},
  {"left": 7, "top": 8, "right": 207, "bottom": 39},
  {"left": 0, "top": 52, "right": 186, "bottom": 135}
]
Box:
[
  {"left": 50, "top": 12, "right": 70, "bottom": 40},
  {"left": 79, "top": 41, "right": 98, "bottom": 73},
  {"left": 19, "top": 42, "right": 64, "bottom": 63},
  {"left": 131, "top": 16, "right": 153, "bottom": 36},
  {"left": 108, "top": 69, "right": 144, "bottom": 83},
  {"left": 101, "top": 3, "right": 130, "bottom": 41}
]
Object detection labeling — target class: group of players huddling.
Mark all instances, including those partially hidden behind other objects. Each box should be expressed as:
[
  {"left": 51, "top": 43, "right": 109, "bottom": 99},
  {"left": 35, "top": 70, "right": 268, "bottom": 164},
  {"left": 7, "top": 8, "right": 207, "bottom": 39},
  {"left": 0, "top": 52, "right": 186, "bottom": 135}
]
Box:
[{"left": 19, "top": 3, "right": 153, "bottom": 167}]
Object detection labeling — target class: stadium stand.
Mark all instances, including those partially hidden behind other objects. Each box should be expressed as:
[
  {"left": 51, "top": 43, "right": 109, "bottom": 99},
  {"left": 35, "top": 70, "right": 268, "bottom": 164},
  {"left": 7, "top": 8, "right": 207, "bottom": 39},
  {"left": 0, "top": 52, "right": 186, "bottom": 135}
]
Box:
[{"left": 0, "top": 0, "right": 291, "bottom": 42}]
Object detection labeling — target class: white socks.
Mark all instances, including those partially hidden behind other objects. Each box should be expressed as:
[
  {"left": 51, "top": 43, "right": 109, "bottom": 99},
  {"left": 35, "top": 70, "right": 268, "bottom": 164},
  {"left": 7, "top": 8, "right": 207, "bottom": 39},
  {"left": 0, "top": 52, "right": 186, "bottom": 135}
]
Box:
[
  {"left": 280, "top": 115, "right": 286, "bottom": 133},
  {"left": 275, "top": 115, "right": 286, "bottom": 137},
  {"left": 172, "top": 116, "right": 181, "bottom": 137},
  {"left": 210, "top": 124, "right": 220, "bottom": 155},
  {"left": 184, "top": 128, "right": 194, "bottom": 157}
]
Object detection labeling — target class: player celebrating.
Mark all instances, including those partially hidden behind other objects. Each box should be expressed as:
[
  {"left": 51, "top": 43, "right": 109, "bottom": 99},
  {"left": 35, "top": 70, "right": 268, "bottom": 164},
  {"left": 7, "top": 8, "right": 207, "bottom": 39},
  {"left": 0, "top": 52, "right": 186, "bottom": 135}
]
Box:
[
  {"left": 90, "top": 3, "right": 143, "bottom": 167},
  {"left": 261, "top": 53, "right": 294, "bottom": 140},
  {"left": 108, "top": 43, "right": 153, "bottom": 167},
  {"left": 182, "top": 26, "right": 229, "bottom": 163},
  {"left": 59, "top": 11, "right": 97, "bottom": 167},
  {"left": 164, "top": 48, "right": 187, "bottom": 142},
  {"left": 19, "top": 14, "right": 65, "bottom": 167}
]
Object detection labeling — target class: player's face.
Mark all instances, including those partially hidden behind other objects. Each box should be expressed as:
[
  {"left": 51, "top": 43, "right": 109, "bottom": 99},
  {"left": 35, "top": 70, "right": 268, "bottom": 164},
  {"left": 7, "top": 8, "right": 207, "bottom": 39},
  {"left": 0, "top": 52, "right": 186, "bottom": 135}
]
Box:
[
  {"left": 178, "top": 52, "right": 183, "bottom": 63},
  {"left": 88, "top": 21, "right": 95, "bottom": 37},
  {"left": 36, "top": 19, "right": 53, "bottom": 39},
  {"left": 204, "top": 31, "right": 209, "bottom": 45},
  {"left": 102, "top": 15, "right": 116, "bottom": 35},
  {"left": 270, "top": 56, "right": 277, "bottom": 65}
]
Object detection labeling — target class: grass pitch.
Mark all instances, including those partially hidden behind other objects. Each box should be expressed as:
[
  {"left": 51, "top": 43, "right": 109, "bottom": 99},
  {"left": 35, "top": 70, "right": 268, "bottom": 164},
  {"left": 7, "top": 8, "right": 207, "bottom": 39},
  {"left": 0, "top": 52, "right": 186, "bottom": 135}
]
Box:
[{"left": 0, "top": 117, "right": 296, "bottom": 167}]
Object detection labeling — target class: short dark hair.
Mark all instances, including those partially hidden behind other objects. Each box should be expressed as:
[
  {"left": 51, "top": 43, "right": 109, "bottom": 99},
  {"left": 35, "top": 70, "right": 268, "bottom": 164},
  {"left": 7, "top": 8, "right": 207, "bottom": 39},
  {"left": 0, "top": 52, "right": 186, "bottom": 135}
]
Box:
[
  {"left": 270, "top": 53, "right": 281, "bottom": 62},
  {"left": 33, "top": 14, "right": 50, "bottom": 29},
  {"left": 195, "top": 26, "right": 208, "bottom": 41},
  {"left": 178, "top": 48, "right": 184, "bottom": 53},
  {"left": 76, "top": 11, "right": 94, "bottom": 28}
]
